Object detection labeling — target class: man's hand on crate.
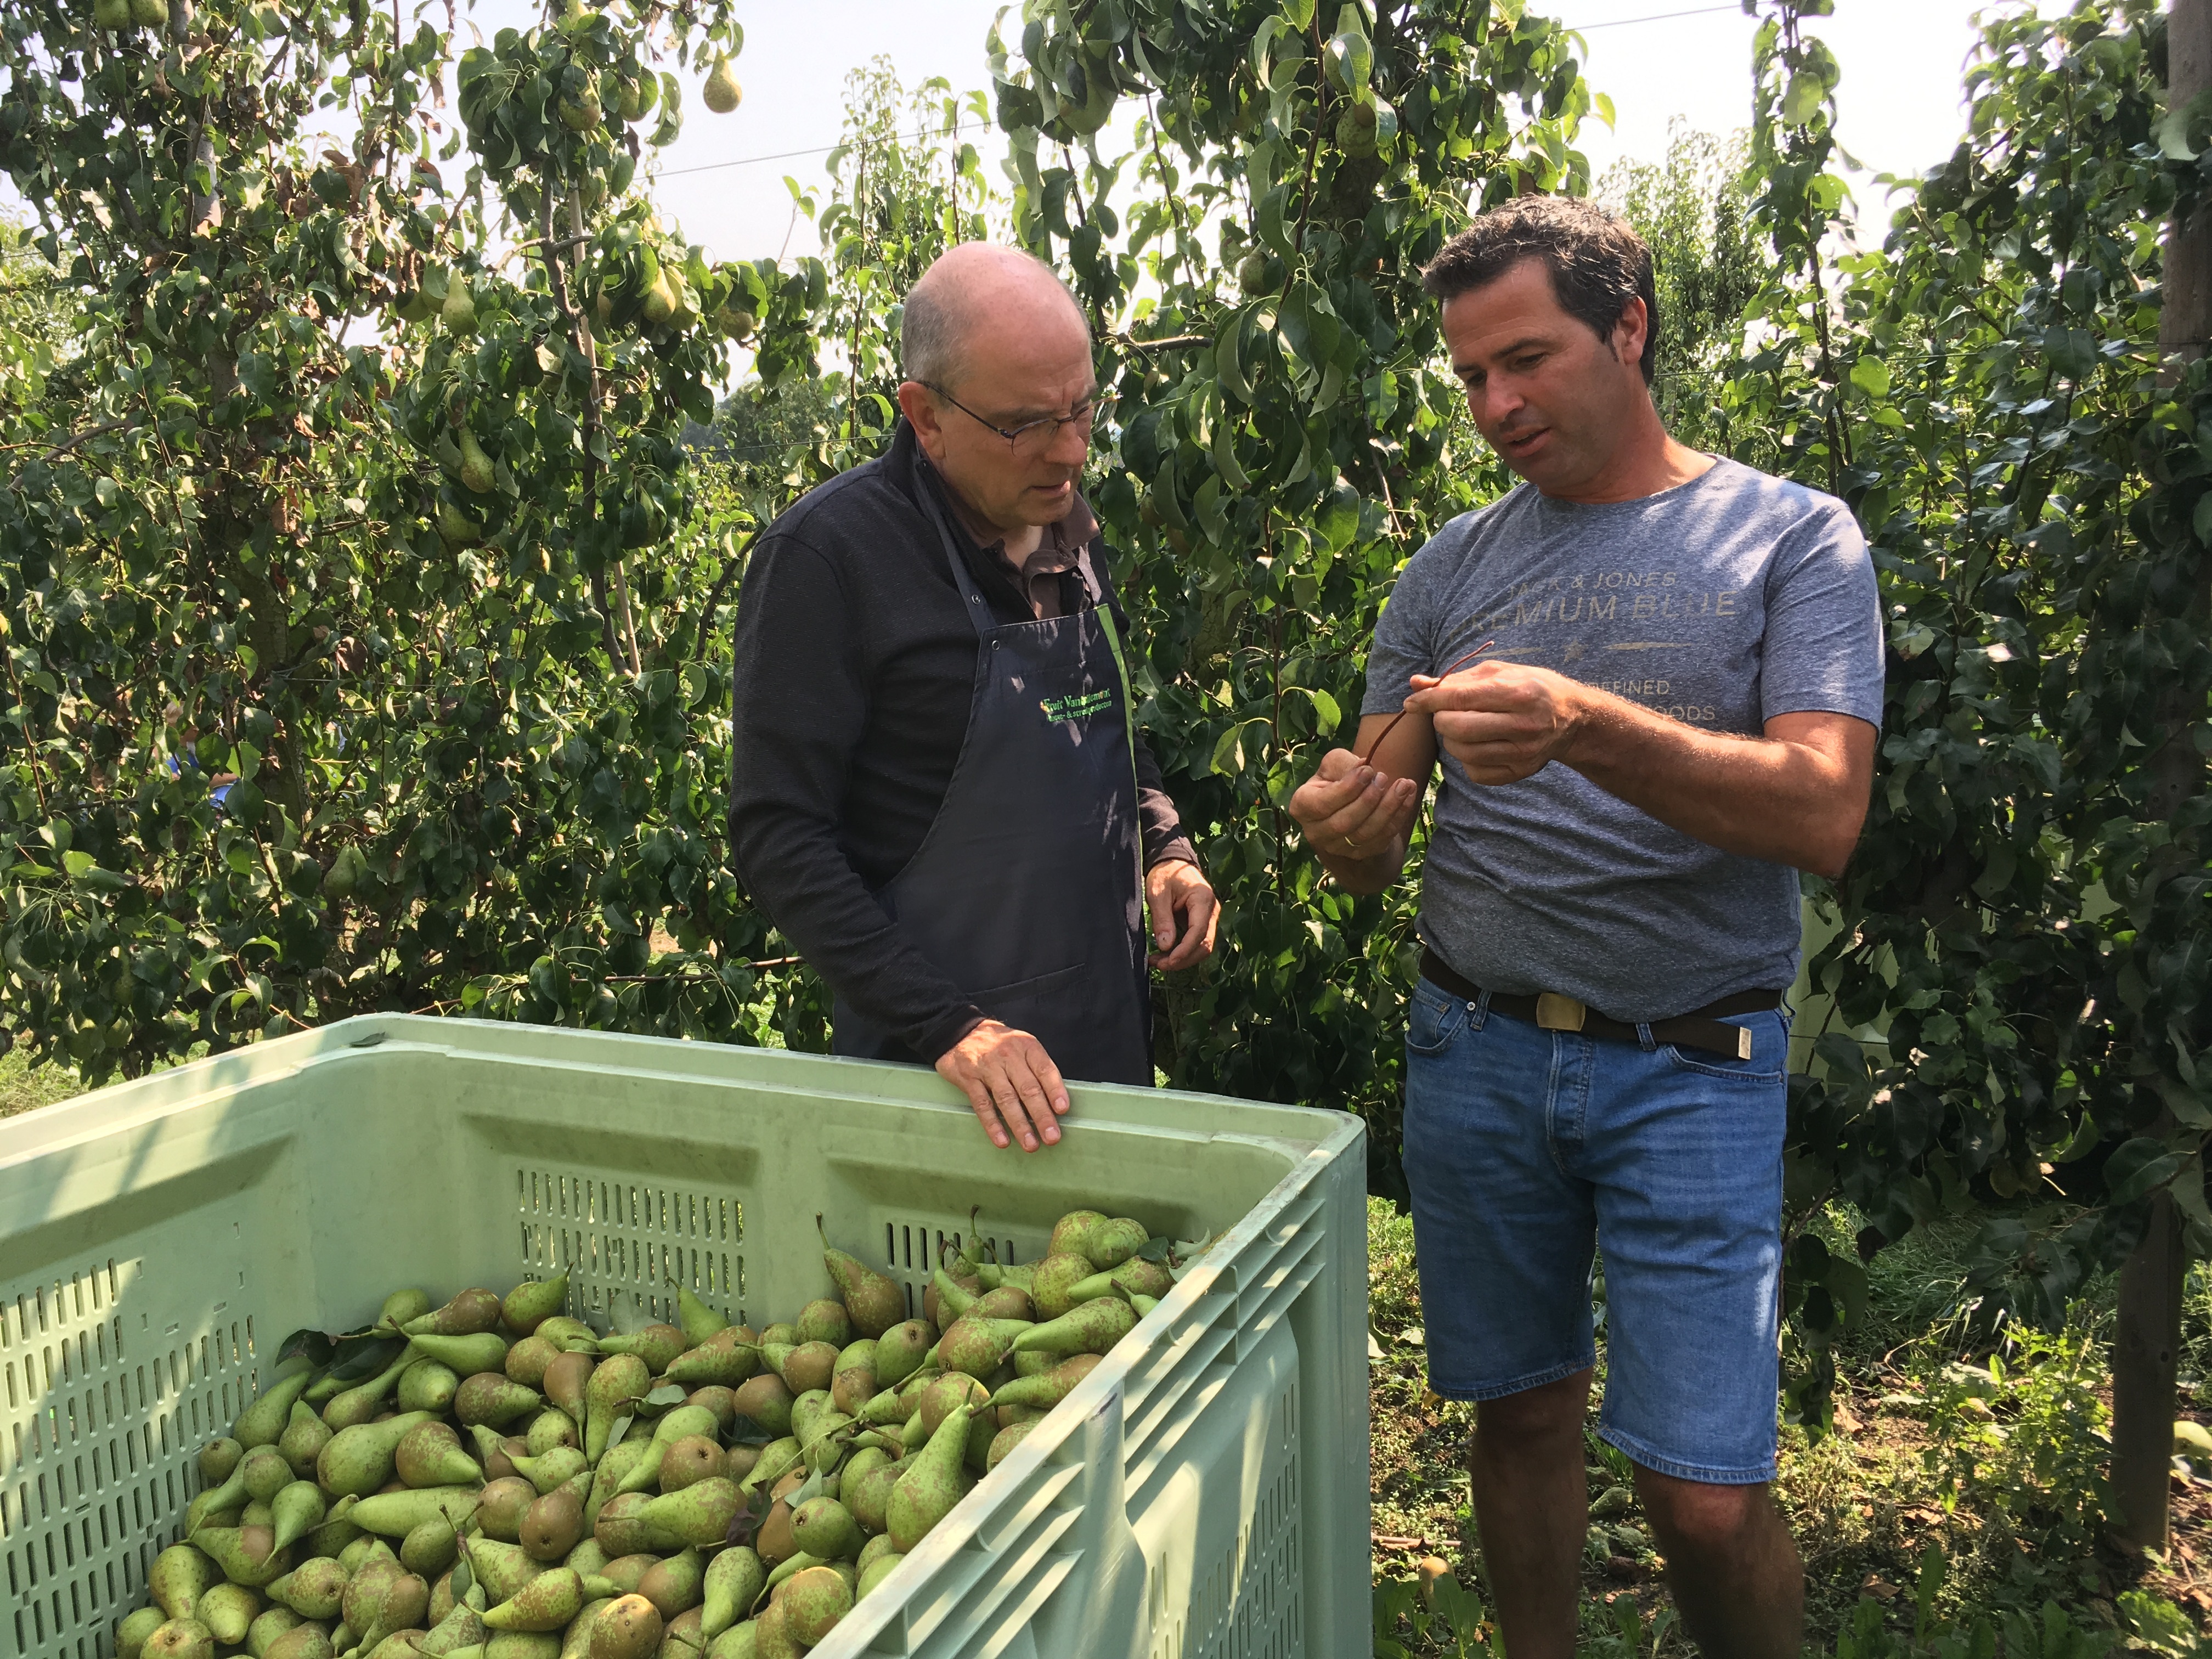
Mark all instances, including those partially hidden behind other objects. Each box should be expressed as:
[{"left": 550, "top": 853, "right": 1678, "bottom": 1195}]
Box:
[{"left": 934, "top": 1019, "right": 1071, "bottom": 1152}]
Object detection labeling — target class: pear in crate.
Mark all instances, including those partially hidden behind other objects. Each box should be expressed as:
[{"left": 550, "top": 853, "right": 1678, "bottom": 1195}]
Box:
[
  {"left": 936, "top": 1316, "right": 1031, "bottom": 1380},
  {"left": 915, "top": 1373, "right": 990, "bottom": 1439},
  {"left": 522, "top": 1409, "right": 577, "bottom": 1457},
  {"left": 201, "top": 1437, "right": 246, "bottom": 1484},
  {"left": 737, "top": 1437, "right": 801, "bottom": 1496},
  {"left": 636, "top": 1548, "right": 703, "bottom": 1620},
  {"left": 597, "top": 1554, "right": 656, "bottom": 1596},
  {"left": 588, "top": 1595, "right": 661, "bottom": 1659},
  {"left": 592, "top": 1492, "right": 659, "bottom": 1559},
  {"left": 324, "top": 1347, "right": 417, "bottom": 1431},
  {"left": 505, "top": 1338, "right": 560, "bottom": 1389},
  {"left": 596, "top": 1324, "right": 685, "bottom": 1374},
  {"left": 413, "top": 1333, "right": 512, "bottom": 1379},
  {"left": 503, "top": 1274, "right": 569, "bottom": 1338},
  {"left": 477, "top": 1476, "right": 539, "bottom": 1542},
  {"left": 660, "top": 1606, "right": 707, "bottom": 1659},
  {"left": 657, "top": 1436, "right": 723, "bottom": 1493},
  {"left": 871, "top": 1321, "right": 931, "bottom": 1389},
  {"left": 269, "top": 1481, "right": 326, "bottom": 1554},
  {"left": 263, "top": 1623, "right": 333, "bottom": 1659},
  {"left": 199, "top": 1581, "right": 261, "bottom": 1645},
  {"left": 640, "top": 1479, "right": 741, "bottom": 1550},
  {"left": 556, "top": 1599, "right": 608, "bottom": 1659},
  {"left": 674, "top": 1288, "right": 727, "bottom": 1347},
  {"left": 854, "top": 1532, "right": 899, "bottom": 1575},
  {"left": 420, "top": 1603, "right": 487, "bottom": 1657},
  {"left": 987, "top": 1419, "right": 1037, "bottom": 1471},
  {"left": 973, "top": 1285, "right": 1034, "bottom": 1321},
  {"left": 143, "top": 1620, "right": 216, "bottom": 1659},
  {"left": 789, "top": 1498, "right": 859, "bottom": 1562},
  {"left": 663, "top": 1343, "right": 755, "bottom": 1389},
  {"left": 1026, "top": 1254, "right": 1095, "bottom": 1321},
  {"left": 1014, "top": 1296, "right": 1138, "bottom": 1357},
  {"left": 235, "top": 1369, "right": 315, "bottom": 1448},
  {"left": 818, "top": 1219, "right": 905, "bottom": 1338},
  {"left": 748, "top": 1602, "right": 798, "bottom": 1659},
  {"left": 403, "top": 1516, "right": 461, "bottom": 1579},
  {"left": 396, "top": 1420, "right": 484, "bottom": 1488},
  {"left": 319, "top": 1412, "right": 435, "bottom": 1497},
  {"left": 377, "top": 1289, "right": 432, "bottom": 1329},
  {"left": 521, "top": 1487, "right": 585, "bottom": 1561},
  {"left": 729, "top": 1374, "right": 792, "bottom": 1437},
  {"left": 841, "top": 1454, "right": 898, "bottom": 1535},
  {"left": 457, "top": 1372, "right": 543, "bottom": 1430},
  {"left": 886, "top": 1406, "right": 974, "bottom": 1553},
  {"left": 275, "top": 1405, "right": 332, "bottom": 1480},
  {"left": 462, "top": 1534, "right": 549, "bottom": 1606},
  {"left": 778, "top": 1342, "right": 837, "bottom": 1396},
  {"left": 400, "top": 1359, "right": 463, "bottom": 1415},
  {"left": 585, "top": 1353, "right": 651, "bottom": 1462},
  {"left": 245, "top": 1605, "right": 302, "bottom": 1657},
  {"left": 586, "top": 1441, "right": 649, "bottom": 1530},
  {"left": 405, "top": 1288, "right": 504, "bottom": 1336},
  {"left": 195, "top": 1525, "right": 291, "bottom": 1587},
  {"left": 929, "top": 1268, "right": 977, "bottom": 1325},
  {"left": 514, "top": 1444, "right": 589, "bottom": 1495},
  {"left": 543, "top": 1351, "right": 596, "bottom": 1422},
  {"left": 855, "top": 1550, "right": 900, "bottom": 1601},
  {"left": 267, "top": 1556, "right": 347, "bottom": 1620},
  {"left": 988, "top": 1351, "right": 1101, "bottom": 1412},
  {"left": 780, "top": 1566, "right": 851, "bottom": 1647},
  {"left": 697, "top": 1548, "right": 763, "bottom": 1643},
  {"left": 185, "top": 1462, "right": 250, "bottom": 1536},
  {"left": 486, "top": 1634, "right": 560, "bottom": 1659},
  {"left": 120, "top": 1606, "right": 168, "bottom": 1659},
  {"left": 752, "top": 1498, "right": 796, "bottom": 1568},
  {"left": 1048, "top": 1210, "right": 1108, "bottom": 1260},
  {"left": 484, "top": 1566, "right": 585, "bottom": 1632},
  {"left": 793, "top": 1300, "right": 850, "bottom": 1350},
  {"left": 350, "top": 1485, "right": 479, "bottom": 1538}
]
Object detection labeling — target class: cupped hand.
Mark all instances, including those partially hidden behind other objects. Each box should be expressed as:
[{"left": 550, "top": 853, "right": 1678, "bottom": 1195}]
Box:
[
  {"left": 933, "top": 1019, "right": 1070, "bottom": 1152},
  {"left": 1287, "top": 746, "right": 1423, "bottom": 861}
]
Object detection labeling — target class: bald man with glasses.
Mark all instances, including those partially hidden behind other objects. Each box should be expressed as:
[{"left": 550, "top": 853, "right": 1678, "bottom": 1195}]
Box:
[{"left": 729, "top": 244, "right": 1218, "bottom": 1152}]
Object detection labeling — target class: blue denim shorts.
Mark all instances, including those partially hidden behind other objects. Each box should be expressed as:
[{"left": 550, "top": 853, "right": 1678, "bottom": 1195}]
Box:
[{"left": 1401, "top": 976, "right": 1789, "bottom": 1485}]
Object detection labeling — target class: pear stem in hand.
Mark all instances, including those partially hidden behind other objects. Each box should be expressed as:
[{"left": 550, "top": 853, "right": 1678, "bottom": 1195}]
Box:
[{"left": 1356, "top": 639, "right": 1494, "bottom": 763}]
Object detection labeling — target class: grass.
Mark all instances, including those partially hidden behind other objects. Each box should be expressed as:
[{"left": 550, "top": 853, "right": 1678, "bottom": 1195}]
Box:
[
  {"left": 0, "top": 1045, "right": 80, "bottom": 1119},
  {"left": 1368, "top": 1194, "right": 2212, "bottom": 1656}
]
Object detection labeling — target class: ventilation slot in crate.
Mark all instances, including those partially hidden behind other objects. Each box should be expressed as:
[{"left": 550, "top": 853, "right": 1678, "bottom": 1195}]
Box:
[{"left": 516, "top": 1169, "right": 747, "bottom": 1330}]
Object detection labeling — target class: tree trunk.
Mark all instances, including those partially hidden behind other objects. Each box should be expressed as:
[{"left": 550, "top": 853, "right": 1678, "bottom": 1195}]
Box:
[{"left": 2109, "top": 0, "right": 2212, "bottom": 1556}]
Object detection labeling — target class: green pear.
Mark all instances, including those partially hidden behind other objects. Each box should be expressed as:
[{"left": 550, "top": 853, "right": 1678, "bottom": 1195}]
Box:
[
  {"left": 1084, "top": 1218, "right": 1149, "bottom": 1271},
  {"left": 701, "top": 56, "right": 741, "bottom": 115},
  {"left": 120, "top": 1605, "right": 169, "bottom": 1659},
  {"left": 730, "top": 1374, "right": 792, "bottom": 1437},
  {"left": 866, "top": 1325, "right": 933, "bottom": 1395},
  {"left": 634, "top": 1548, "right": 703, "bottom": 1621},
  {"left": 456, "top": 1372, "right": 543, "bottom": 1429},
  {"left": 638, "top": 1478, "right": 740, "bottom": 1550},
  {"left": 269, "top": 1481, "right": 327, "bottom": 1555},
  {"left": 339, "top": 1534, "right": 394, "bottom": 1574},
  {"left": 503, "top": 1275, "right": 569, "bottom": 1336},
  {"left": 596, "top": 1324, "right": 685, "bottom": 1373},
  {"left": 512, "top": 1444, "right": 588, "bottom": 1494},
  {"left": 854, "top": 1550, "right": 900, "bottom": 1602},
  {"left": 1048, "top": 1211, "right": 1108, "bottom": 1259},
  {"left": 555, "top": 1600, "right": 607, "bottom": 1659},
  {"left": 1069, "top": 1257, "right": 1173, "bottom": 1304},
  {"left": 969, "top": 1259, "right": 1034, "bottom": 1294},
  {"left": 299, "top": 1494, "right": 365, "bottom": 1561},
  {"left": 587, "top": 1595, "right": 661, "bottom": 1659},
  {"left": 704, "top": 1624, "right": 754, "bottom": 1659},
  {"left": 403, "top": 1516, "right": 461, "bottom": 1579},
  {"left": 779, "top": 1566, "right": 850, "bottom": 1647},
  {"left": 143, "top": 1620, "right": 216, "bottom": 1659},
  {"left": 240, "top": 1445, "right": 294, "bottom": 1501},
  {"left": 1012, "top": 1297, "right": 1138, "bottom": 1357},
  {"left": 461, "top": 1535, "right": 548, "bottom": 1608},
  {"left": 1027, "top": 1254, "right": 1096, "bottom": 1321},
  {"left": 780, "top": 1342, "right": 838, "bottom": 1396},
  {"left": 585, "top": 1353, "right": 651, "bottom": 1463},
  {"left": 929, "top": 1269, "right": 978, "bottom": 1325},
  {"left": 585, "top": 1439, "right": 649, "bottom": 1531},
  {"left": 266, "top": 1556, "right": 347, "bottom": 1620},
  {"left": 915, "top": 1373, "right": 990, "bottom": 1440},
  {"left": 664, "top": 1345, "right": 754, "bottom": 1388},
  {"left": 543, "top": 1357, "right": 596, "bottom": 1431},
  {"left": 200, "top": 1582, "right": 261, "bottom": 1645},
  {"left": 521, "top": 1485, "right": 585, "bottom": 1562},
  {"left": 419, "top": 1602, "right": 487, "bottom": 1658},
  {"left": 591, "top": 1492, "right": 660, "bottom": 1560},
  {"left": 854, "top": 1532, "right": 899, "bottom": 1575},
  {"left": 402, "top": 1288, "right": 500, "bottom": 1336},
  {"left": 483, "top": 1566, "right": 583, "bottom": 1632},
  {"left": 399, "top": 1358, "right": 463, "bottom": 1415},
  {"left": 986, "top": 1419, "right": 1037, "bottom": 1471},
  {"left": 276, "top": 1403, "right": 332, "bottom": 1480},
  {"left": 758, "top": 1324, "right": 798, "bottom": 1347},
  {"left": 484, "top": 1638, "right": 557, "bottom": 1659},
  {"left": 673, "top": 1288, "right": 727, "bottom": 1347},
  {"left": 439, "top": 278, "right": 478, "bottom": 335},
  {"left": 697, "top": 1547, "right": 762, "bottom": 1642},
  {"left": 93, "top": 0, "right": 133, "bottom": 29},
  {"left": 394, "top": 1421, "right": 482, "bottom": 1489},
  {"left": 324, "top": 1345, "right": 419, "bottom": 1430},
  {"left": 794, "top": 1300, "right": 852, "bottom": 1349},
  {"left": 898, "top": 1411, "right": 929, "bottom": 1454},
  {"left": 318, "top": 1412, "right": 434, "bottom": 1498},
  {"left": 736, "top": 1437, "right": 801, "bottom": 1495},
  {"left": 886, "top": 1406, "right": 975, "bottom": 1553},
  {"left": 193, "top": 1526, "right": 290, "bottom": 1588},
  {"left": 264, "top": 1623, "right": 334, "bottom": 1659},
  {"left": 455, "top": 428, "right": 496, "bottom": 495},
  {"left": 349, "top": 1486, "right": 478, "bottom": 1538},
  {"left": 641, "top": 272, "right": 678, "bottom": 327},
  {"left": 377, "top": 1289, "right": 433, "bottom": 1328},
  {"left": 935, "top": 1316, "right": 1031, "bottom": 1380},
  {"left": 536, "top": 1316, "right": 597, "bottom": 1350},
  {"left": 235, "top": 1369, "right": 315, "bottom": 1449},
  {"left": 410, "top": 1330, "right": 509, "bottom": 1376},
  {"left": 506, "top": 1339, "right": 559, "bottom": 1390},
  {"left": 245, "top": 1605, "right": 302, "bottom": 1658},
  {"left": 185, "top": 1463, "right": 249, "bottom": 1536},
  {"left": 987, "top": 1352, "right": 1102, "bottom": 1412},
  {"left": 152, "top": 1543, "right": 219, "bottom": 1619},
  {"left": 749, "top": 1601, "right": 800, "bottom": 1659},
  {"left": 788, "top": 1498, "right": 859, "bottom": 1563},
  {"left": 201, "top": 1438, "right": 246, "bottom": 1485}
]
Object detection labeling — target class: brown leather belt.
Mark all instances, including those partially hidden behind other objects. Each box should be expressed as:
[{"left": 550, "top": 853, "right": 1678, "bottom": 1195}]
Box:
[{"left": 1419, "top": 949, "right": 1781, "bottom": 1062}]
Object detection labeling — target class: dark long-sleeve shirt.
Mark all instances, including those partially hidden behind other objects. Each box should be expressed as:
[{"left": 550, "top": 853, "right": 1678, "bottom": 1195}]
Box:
[{"left": 728, "top": 420, "right": 1198, "bottom": 1064}]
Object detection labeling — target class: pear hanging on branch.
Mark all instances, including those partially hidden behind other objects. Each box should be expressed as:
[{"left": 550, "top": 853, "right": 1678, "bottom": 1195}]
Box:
[{"left": 702, "top": 57, "right": 741, "bottom": 115}]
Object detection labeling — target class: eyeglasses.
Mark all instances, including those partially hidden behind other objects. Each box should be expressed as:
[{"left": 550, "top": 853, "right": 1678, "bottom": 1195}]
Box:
[{"left": 924, "top": 383, "right": 1105, "bottom": 454}]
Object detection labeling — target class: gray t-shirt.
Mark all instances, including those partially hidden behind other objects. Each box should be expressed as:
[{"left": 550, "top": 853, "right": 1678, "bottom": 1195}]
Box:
[{"left": 1362, "top": 458, "right": 1883, "bottom": 1022}]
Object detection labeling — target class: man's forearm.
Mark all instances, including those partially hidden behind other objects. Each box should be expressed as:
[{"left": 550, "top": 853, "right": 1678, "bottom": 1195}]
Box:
[{"left": 1560, "top": 698, "right": 1863, "bottom": 876}]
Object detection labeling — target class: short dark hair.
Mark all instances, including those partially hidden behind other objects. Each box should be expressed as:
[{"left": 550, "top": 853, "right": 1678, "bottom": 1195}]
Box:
[{"left": 1420, "top": 196, "right": 1658, "bottom": 384}]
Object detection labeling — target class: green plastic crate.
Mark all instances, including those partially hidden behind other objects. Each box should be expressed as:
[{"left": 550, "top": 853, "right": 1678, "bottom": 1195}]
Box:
[{"left": 0, "top": 1015, "right": 1369, "bottom": 1659}]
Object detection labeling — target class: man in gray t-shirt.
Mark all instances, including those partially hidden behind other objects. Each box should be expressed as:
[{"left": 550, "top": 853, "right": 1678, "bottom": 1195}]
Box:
[{"left": 1289, "top": 198, "right": 1878, "bottom": 1659}]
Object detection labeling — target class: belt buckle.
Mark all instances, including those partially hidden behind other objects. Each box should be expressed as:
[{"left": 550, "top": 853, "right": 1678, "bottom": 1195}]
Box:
[{"left": 1534, "top": 992, "right": 1586, "bottom": 1033}]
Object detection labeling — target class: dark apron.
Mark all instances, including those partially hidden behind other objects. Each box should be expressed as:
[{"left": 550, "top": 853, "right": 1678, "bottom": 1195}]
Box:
[{"left": 830, "top": 488, "right": 1153, "bottom": 1086}]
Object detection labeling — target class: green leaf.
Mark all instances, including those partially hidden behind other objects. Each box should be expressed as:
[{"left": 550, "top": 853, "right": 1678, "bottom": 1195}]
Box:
[
  {"left": 1779, "top": 70, "right": 1824, "bottom": 128},
  {"left": 1847, "top": 358, "right": 1891, "bottom": 398}
]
